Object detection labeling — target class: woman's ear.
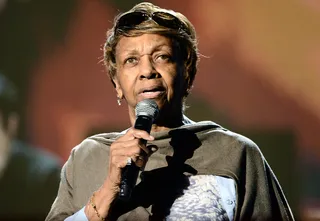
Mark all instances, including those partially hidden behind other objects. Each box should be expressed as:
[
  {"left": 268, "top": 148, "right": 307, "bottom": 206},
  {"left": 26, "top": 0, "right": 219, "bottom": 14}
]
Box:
[{"left": 112, "top": 77, "right": 123, "bottom": 99}]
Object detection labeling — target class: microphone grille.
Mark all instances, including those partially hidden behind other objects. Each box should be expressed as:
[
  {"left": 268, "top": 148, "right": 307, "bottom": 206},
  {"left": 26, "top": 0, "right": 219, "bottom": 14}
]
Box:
[{"left": 135, "top": 99, "right": 159, "bottom": 119}]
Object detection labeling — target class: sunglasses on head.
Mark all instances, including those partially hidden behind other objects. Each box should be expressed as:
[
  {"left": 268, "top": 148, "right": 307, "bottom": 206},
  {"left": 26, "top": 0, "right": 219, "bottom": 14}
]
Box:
[{"left": 115, "top": 11, "right": 190, "bottom": 35}]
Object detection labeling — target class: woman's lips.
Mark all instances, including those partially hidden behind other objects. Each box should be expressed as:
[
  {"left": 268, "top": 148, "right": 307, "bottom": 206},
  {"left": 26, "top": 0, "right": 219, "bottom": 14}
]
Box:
[
  {"left": 138, "top": 85, "right": 165, "bottom": 99},
  {"left": 139, "top": 90, "right": 164, "bottom": 99}
]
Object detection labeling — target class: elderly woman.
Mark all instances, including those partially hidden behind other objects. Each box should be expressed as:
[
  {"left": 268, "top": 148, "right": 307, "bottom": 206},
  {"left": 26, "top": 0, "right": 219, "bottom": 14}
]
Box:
[{"left": 46, "top": 2, "right": 294, "bottom": 221}]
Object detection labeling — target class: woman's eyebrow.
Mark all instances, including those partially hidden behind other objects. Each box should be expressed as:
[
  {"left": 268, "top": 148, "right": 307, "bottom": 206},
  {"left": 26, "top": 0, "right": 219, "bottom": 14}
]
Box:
[
  {"left": 153, "top": 44, "right": 172, "bottom": 51},
  {"left": 120, "top": 45, "right": 172, "bottom": 58}
]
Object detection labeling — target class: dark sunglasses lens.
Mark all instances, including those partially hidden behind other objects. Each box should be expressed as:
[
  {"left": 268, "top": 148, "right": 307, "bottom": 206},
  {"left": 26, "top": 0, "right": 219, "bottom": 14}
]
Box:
[
  {"left": 117, "top": 12, "right": 147, "bottom": 29},
  {"left": 152, "top": 12, "right": 188, "bottom": 34},
  {"left": 116, "top": 11, "right": 189, "bottom": 35}
]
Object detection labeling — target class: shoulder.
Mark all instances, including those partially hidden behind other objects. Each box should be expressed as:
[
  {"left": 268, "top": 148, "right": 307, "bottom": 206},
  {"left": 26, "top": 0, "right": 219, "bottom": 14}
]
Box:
[
  {"left": 68, "top": 131, "right": 124, "bottom": 162},
  {"left": 223, "top": 129, "right": 261, "bottom": 154},
  {"left": 218, "top": 128, "right": 259, "bottom": 150},
  {"left": 61, "top": 132, "right": 125, "bottom": 191},
  {"left": 191, "top": 120, "right": 262, "bottom": 156}
]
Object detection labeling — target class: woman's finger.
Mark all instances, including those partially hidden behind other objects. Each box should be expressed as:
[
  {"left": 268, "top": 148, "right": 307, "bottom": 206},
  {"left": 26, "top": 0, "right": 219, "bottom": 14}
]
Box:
[
  {"left": 117, "top": 128, "right": 154, "bottom": 142},
  {"left": 111, "top": 138, "right": 151, "bottom": 155}
]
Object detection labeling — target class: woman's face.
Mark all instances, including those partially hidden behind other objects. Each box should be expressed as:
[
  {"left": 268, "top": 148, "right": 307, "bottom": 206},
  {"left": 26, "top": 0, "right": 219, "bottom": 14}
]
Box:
[{"left": 113, "top": 34, "right": 186, "bottom": 117}]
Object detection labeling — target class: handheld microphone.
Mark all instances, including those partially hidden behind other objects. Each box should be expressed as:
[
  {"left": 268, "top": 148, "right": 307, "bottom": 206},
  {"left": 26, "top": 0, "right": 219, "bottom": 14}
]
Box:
[{"left": 118, "top": 99, "right": 159, "bottom": 201}]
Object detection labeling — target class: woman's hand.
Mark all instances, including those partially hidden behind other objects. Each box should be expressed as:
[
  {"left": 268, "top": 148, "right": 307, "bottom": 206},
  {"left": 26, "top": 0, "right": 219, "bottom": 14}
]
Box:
[
  {"left": 107, "top": 128, "right": 154, "bottom": 188},
  {"left": 85, "top": 128, "right": 154, "bottom": 220}
]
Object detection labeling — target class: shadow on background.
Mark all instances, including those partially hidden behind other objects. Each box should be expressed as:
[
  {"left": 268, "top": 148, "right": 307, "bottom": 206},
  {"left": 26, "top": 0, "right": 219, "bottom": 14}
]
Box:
[{"left": 1, "top": 0, "right": 320, "bottom": 220}]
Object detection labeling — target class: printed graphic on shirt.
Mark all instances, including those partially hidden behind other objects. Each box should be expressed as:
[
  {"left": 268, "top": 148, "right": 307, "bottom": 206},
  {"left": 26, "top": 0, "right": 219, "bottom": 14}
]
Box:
[{"left": 166, "top": 175, "right": 230, "bottom": 221}]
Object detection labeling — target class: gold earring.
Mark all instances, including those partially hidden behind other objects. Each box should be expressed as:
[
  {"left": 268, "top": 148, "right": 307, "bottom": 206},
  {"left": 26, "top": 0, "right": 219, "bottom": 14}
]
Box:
[{"left": 117, "top": 97, "right": 121, "bottom": 106}]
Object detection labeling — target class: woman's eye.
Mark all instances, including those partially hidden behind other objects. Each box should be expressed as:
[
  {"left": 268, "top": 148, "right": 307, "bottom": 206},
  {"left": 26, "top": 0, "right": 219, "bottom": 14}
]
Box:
[
  {"left": 156, "top": 54, "right": 171, "bottom": 62},
  {"left": 124, "top": 57, "right": 138, "bottom": 65}
]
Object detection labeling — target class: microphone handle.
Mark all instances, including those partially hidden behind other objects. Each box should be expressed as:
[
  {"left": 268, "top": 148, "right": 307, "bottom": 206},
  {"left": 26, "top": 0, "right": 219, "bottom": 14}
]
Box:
[{"left": 118, "top": 116, "right": 152, "bottom": 201}]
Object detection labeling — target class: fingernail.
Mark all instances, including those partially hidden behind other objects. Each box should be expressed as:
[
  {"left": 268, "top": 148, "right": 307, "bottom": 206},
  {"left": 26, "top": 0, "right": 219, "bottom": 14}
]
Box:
[
  {"left": 147, "top": 145, "right": 158, "bottom": 152},
  {"left": 150, "top": 146, "right": 157, "bottom": 152}
]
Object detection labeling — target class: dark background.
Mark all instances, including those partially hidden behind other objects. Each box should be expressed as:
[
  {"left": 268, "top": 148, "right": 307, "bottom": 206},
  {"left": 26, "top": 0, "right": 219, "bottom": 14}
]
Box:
[{"left": 1, "top": 0, "right": 320, "bottom": 220}]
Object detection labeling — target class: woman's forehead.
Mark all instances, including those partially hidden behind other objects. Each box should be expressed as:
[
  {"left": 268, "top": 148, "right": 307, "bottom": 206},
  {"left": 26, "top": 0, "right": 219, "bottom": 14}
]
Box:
[{"left": 115, "top": 34, "right": 173, "bottom": 55}]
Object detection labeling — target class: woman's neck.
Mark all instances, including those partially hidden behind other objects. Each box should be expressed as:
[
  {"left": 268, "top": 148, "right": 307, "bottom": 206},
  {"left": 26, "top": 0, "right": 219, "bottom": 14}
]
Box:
[
  {"left": 128, "top": 105, "right": 185, "bottom": 133},
  {"left": 150, "top": 111, "right": 184, "bottom": 132}
]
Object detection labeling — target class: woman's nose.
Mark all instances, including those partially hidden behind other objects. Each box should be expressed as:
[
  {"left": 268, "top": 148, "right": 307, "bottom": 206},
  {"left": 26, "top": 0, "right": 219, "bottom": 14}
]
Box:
[{"left": 139, "top": 56, "right": 159, "bottom": 79}]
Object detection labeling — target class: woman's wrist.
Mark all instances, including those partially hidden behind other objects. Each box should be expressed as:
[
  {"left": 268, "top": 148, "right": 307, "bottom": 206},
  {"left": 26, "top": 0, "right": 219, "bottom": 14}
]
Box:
[
  {"left": 84, "top": 179, "right": 119, "bottom": 220},
  {"left": 85, "top": 192, "right": 106, "bottom": 221}
]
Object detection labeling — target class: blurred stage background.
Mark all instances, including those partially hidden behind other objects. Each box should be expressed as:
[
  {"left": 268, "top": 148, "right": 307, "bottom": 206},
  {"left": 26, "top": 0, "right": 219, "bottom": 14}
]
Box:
[{"left": 1, "top": 0, "right": 320, "bottom": 220}]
